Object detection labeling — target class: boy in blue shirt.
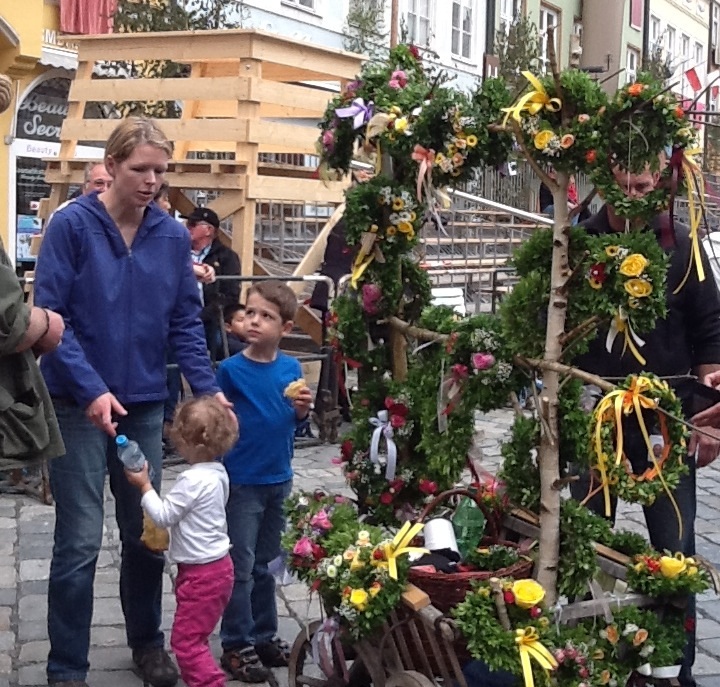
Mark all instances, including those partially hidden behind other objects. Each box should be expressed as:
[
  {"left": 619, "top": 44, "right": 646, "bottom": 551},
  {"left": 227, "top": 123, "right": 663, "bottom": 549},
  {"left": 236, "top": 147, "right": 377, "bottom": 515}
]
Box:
[{"left": 216, "top": 280, "right": 312, "bottom": 682}]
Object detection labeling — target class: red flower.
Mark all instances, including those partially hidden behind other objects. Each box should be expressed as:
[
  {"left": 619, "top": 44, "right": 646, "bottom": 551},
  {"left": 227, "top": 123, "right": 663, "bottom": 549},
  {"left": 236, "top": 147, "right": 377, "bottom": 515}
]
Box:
[
  {"left": 685, "top": 617, "right": 696, "bottom": 633},
  {"left": 589, "top": 262, "right": 607, "bottom": 284},
  {"left": 419, "top": 479, "right": 438, "bottom": 495},
  {"left": 385, "top": 397, "right": 409, "bottom": 417},
  {"left": 451, "top": 363, "right": 469, "bottom": 379},
  {"left": 503, "top": 590, "right": 515, "bottom": 604},
  {"left": 340, "top": 439, "right": 354, "bottom": 461},
  {"left": 311, "top": 578, "right": 322, "bottom": 592},
  {"left": 585, "top": 149, "right": 597, "bottom": 164},
  {"left": 390, "top": 414, "right": 406, "bottom": 429},
  {"left": 408, "top": 44, "right": 421, "bottom": 60},
  {"left": 380, "top": 492, "right": 394, "bottom": 505},
  {"left": 373, "top": 549, "right": 385, "bottom": 560},
  {"left": 311, "top": 543, "right": 326, "bottom": 561},
  {"left": 390, "top": 478, "right": 405, "bottom": 491},
  {"left": 675, "top": 106, "right": 685, "bottom": 118},
  {"left": 529, "top": 606, "right": 542, "bottom": 618},
  {"left": 445, "top": 333, "right": 458, "bottom": 354}
]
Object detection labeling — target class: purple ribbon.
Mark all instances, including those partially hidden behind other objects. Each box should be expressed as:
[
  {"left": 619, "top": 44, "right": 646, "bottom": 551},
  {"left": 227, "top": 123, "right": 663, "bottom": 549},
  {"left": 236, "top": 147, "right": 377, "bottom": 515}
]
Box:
[
  {"left": 335, "top": 98, "right": 373, "bottom": 130},
  {"left": 311, "top": 617, "right": 348, "bottom": 682}
]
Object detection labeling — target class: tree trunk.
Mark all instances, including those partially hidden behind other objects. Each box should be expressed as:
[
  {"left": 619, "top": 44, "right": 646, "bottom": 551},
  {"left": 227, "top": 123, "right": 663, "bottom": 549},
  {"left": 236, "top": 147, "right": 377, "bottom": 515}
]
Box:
[{"left": 535, "top": 172, "right": 571, "bottom": 603}]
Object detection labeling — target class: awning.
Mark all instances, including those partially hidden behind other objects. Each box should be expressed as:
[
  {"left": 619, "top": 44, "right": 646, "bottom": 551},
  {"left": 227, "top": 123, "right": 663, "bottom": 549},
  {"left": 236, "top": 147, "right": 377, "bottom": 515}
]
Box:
[{"left": 40, "top": 46, "right": 78, "bottom": 72}]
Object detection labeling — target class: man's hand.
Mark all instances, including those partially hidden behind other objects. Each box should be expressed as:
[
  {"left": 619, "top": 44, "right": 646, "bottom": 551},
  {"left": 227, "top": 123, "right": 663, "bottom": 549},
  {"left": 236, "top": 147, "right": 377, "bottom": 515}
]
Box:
[
  {"left": 86, "top": 392, "right": 128, "bottom": 437},
  {"left": 31, "top": 310, "right": 65, "bottom": 355},
  {"left": 124, "top": 462, "right": 152, "bottom": 492},
  {"left": 193, "top": 263, "right": 216, "bottom": 284},
  {"left": 688, "top": 426, "right": 720, "bottom": 468},
  {"left": 293, "top": 386, "right": 313, "bottom": 420}
]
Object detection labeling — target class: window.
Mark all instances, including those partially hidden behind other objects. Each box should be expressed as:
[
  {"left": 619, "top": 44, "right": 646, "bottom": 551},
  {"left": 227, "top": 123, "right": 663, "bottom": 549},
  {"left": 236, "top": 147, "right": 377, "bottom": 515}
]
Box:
[
  {"left": 681, "top": 34, "right": 690, "bottom": 62},
  {"left": 407, "top": 0, "right": 432, "bottom": 47},
  {"left": 666, "top": 26, "right": 676, "bottom": 55},
  {"left": 696, "top": 41, "right": 704, "bottom": 65},
  {"left": 539, "top": 5, "right": 560, "bottom": 73},
  {"left": 629, "top": 0, "right": 643, "bottom": 29},
  {"left": 627, "top": 47, "right": 640, "bottom": 82},
  {"left": 650, "top": 15, "right": 661, "bottom": 46},
  {"left": 714, "top": 3, "right": 719, "bottom": 47},
  {"left": 285, "top": 0, "right": 314, "bottom": 8},
  {"left": 451, "top": 0, "right": 474, "bottom": 60},
  {"left": 500, "top": 0, "right": 518, "bottom": 31}
]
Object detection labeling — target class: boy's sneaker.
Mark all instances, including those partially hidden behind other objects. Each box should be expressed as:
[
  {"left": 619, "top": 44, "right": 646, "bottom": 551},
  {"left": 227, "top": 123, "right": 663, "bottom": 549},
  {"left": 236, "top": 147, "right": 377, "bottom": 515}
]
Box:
[
  {"left": 256, "top": 637, "right": 291, "bottom": 667},
  {"left": 131, "top": 647, "right": 179, "bottom": 687},
  {"left": 221, "top": 646, "right": 271, "bottom": 683}
]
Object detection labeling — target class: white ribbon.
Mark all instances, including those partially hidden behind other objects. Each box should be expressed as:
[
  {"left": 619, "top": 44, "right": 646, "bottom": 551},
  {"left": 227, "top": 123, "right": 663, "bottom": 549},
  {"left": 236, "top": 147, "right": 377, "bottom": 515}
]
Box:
[
  {"left": 605, "top": 307, "right": 646, "bottom": 358},
  {"left": 369, "top": 410, "right": 397, "bottom": 480}
]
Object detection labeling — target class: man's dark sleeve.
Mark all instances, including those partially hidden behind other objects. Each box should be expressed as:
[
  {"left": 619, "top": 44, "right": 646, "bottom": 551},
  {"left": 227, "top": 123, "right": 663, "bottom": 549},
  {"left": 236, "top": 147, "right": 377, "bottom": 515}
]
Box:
[
  {"left": 219, "top": 247, "right": 240, "bottom": 307},
  {"left": 689, "top": 242, "right": 720, "bottom": 367}
]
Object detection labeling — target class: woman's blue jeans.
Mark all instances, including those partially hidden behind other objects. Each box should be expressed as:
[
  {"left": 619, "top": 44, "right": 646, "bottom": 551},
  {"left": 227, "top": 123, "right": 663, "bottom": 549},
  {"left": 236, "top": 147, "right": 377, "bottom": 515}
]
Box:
[
  {"left": 46, "top": 400, "right": 166, "bottom": 683},
  {"left": 220, "top": 480, "right": 292, "bottom": 650}
]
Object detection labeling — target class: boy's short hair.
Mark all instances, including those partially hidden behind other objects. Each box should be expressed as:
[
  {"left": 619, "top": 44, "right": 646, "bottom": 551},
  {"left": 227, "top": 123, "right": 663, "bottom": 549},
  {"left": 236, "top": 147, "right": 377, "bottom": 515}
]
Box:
[
  {"left": 223, "top": 302, "right": 245, "bottom": 325},
  {"left": 169, "top": 396, "right": 238, "bottom": 461},
  {"left": 248, "top": 280, "right": 298, "bottom": 323},
  {"left": 154, "top": 182, "right": 169, "bottom": 201}
]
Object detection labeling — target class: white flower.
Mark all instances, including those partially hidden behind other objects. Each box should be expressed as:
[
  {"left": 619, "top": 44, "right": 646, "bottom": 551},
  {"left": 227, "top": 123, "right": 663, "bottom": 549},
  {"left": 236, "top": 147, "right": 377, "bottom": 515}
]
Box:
[
  {"left": 333, "top": 555, "right": 343, "bottom": 567},
  {"left": 639, "top": 644, "right": 655, "bottom": 658},
  {"left": 389, "top": 212, "right": 400, "bottom": 224},
  {"left": 623, "top": 623, "right": 639, "bottom": 636},
  {"left": 357, "top": 530, "right": 370, "bottom": 541},
  {"left": 326, "top": 565, "right": 337, "bottom": 578},
  {"left": 298, "top": 496, "right": 309, "bottom": 507}
]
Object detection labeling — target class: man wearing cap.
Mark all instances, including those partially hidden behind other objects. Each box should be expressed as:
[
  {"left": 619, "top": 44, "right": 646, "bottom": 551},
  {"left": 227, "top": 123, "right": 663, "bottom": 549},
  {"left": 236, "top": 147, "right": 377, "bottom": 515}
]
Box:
[{"left": 184, "top": 207, "right": 241, "bottom": 360}]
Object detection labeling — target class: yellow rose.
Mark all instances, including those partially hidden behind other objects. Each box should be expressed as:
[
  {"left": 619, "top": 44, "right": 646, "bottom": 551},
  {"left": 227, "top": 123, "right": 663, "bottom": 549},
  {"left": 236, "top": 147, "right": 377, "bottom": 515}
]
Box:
[
  {"left": 349, "top": 588, "right": 369, "bottom": 611},
  {"left": 533, "top": 130, "right": 555, "bottom": 150},
  {"left": 619, "top": 254, "right": 649, "bottom": 277},
  {"left": 369, "top": 582, "right": 382, "bottom": 597},
  {"left": 605, "top": 245, "right": 620, "bottom": 257},
  {"left": 589, "top": 278, "right": 603, "bottom": 290},
  {"left": 394, "top": 117, "right": 409, "bottom": 134},
  {"left": 624, "top": 278, "right": 653, "bottom": 298},
  {"left": 435, "top": 153, "right": 446, "bottom": 165},
  {"left": 686, "top": 557, "right": 696, "bottom": 565},
  {"left": 466, "top": 134, "right": 478, "bottom": 147},
  {"left": 386, "top": 226, "right": 397, "bottom": 236},
  {"left": 688, "top": 566, "right": 699, "bottom": 576},
  {"left": 392, "top": 197, "right": 404, "bottom": 211},
  {"left": 511, "top": 579, "right": 546, "bottom": 609},
  {"left": 659, "top": 555, "right": 687, "bottom": 578},
  {"left": 633, "top": 562, "right": 645, "bottom": 572},
  {"left": 397, "top": 221, "right": 414, "bottom": 234}
]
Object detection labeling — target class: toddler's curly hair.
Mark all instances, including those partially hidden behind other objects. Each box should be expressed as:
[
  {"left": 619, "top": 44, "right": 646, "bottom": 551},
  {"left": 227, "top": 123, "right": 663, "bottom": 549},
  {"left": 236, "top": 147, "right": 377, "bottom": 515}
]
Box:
[{"left": 169, "top": 396, "right": 238, "bottom": 461}]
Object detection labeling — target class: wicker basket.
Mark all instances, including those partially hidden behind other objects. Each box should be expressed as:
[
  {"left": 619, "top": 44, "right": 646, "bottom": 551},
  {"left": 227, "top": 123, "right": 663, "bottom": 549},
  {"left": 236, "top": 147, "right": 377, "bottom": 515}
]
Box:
[{"left": 409, "top": 488, "right": 534, "bottom": 613}]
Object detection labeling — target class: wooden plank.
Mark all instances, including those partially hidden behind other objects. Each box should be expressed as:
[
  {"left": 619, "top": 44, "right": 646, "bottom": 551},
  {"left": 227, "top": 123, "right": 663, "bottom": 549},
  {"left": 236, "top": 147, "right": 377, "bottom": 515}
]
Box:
[
  {"left": 68, "top": 76, "right": 252, "bottom": 103},
  {"left": 249, "top": 120, "right": 320, "bottom": 153},
  {"left": 74, "top": 30, "right": 362, "bottom": 80},
  {"left": 252, "top": 79, "right": 336, "bottom": 115},
  {"left": 246, "top": 176, "right": 346, "bottom": 203},
  {"left": 206, "top": 191, "right": 245, "bottom": 222}
]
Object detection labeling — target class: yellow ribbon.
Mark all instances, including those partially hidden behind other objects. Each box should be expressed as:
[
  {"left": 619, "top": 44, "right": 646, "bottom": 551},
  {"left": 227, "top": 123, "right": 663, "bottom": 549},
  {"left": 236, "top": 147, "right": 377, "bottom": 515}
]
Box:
[
  {"left": 515, "top": 627, "right": 558, "bottom": 687},
  {"left": 606, "top": 308, "right": 646, "bottom": 365},
  {"left": 674, "top": 149, "right": 706, "bottom": 294},
  {"left": 379, "top": 521, "right": 428, "bottom": 580},
  {"left": 501, "top": 72, "right": 562, "bottom": 127},
  {"left": 350, "top": 230, "right": 385, "bottom": 289}
]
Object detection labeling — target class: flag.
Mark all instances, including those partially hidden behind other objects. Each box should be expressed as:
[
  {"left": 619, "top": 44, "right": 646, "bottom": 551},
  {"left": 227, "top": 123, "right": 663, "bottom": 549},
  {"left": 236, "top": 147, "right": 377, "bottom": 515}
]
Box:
[{"left": 685, "top": 67, "right": 702, "bottom": 92}]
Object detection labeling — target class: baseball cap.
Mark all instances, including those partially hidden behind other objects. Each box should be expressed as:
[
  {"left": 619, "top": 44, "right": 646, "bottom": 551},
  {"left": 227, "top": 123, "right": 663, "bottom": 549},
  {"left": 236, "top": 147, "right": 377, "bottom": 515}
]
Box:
[{"left": 181, "top": 207, "right": 220, "bottom": 229}]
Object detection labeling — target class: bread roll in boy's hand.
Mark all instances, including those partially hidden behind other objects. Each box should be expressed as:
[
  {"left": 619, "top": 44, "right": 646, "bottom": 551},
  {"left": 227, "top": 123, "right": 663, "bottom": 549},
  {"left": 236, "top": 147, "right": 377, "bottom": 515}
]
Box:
[{"left": 284, "top": 378, "right": 307, "bottom": 400}]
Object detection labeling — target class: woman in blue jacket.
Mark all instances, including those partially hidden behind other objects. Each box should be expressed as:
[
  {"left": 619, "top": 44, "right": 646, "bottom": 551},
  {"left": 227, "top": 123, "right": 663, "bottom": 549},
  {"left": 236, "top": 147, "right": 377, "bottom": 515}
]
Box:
[{"left": 34, "top": 118, "right": 232, "bottom": 687}]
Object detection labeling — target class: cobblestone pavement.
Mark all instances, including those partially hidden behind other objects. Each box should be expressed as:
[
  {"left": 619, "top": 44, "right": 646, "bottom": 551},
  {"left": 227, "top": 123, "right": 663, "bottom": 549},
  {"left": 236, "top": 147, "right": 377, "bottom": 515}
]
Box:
[{"left": 2, "top": 409, "right": 720, "bottom": 686}]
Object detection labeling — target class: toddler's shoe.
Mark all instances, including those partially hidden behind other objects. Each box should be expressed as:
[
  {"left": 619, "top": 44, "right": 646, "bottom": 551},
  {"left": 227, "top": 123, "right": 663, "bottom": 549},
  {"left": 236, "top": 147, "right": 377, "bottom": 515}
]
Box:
[
  {"left": 256, "top": 637, "right": 291, "bottom": 667},
  {"left": 221, "top": 646, "right": 271, "bottom": 683}
]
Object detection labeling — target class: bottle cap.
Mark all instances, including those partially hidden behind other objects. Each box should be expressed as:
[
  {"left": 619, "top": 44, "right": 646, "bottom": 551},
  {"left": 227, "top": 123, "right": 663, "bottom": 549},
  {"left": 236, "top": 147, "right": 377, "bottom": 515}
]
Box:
[{"left": 116, "top": 435, "right": 128, "bottom": 447}]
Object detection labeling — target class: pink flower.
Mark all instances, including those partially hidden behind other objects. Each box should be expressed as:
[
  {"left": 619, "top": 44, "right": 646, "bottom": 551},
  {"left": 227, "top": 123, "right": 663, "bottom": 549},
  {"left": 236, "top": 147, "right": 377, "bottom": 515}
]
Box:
[
  {"left": 345, "top": 470, "right": 360, "bottom": 482},
  {"left": 578, "top": 667, "right": 589, "bottom": 678},
  {"left": 380, "top": 491, "right": 394, "bottom": 505},
  {"left": 451, "top": 363, "right": 469, "bottom": 379},
  {"left": 361, "top": 283, "right": 382, "bottom": 315},
  {"left": 529, "top": 606, "right": 542, "bottom": 618},
  {"left": 554, "top": 649, "right": 566, "bottom": 663},
  {"left": 390, "top": 414, "right": 406, "bottom": 429},
  {"left": 419, "top": 479, "right": 438, "bottom": 495},
  {"left": 310, "top": 510, "right": 332, "bottom": 530},
  {"left": 388, "top": 70, "right": 408, "bottom": 89},
  {"left": 293, "top": 536, "right": 313, "bottom": 557},
  {"left": 322, "top": 130, "right": 335, "bottom": 149},
  {"left": 331, "top": 457, "right": 344, "bottom": 465},
  {"left": 471, "top": 353, "right": 496, "bottom": 371}
]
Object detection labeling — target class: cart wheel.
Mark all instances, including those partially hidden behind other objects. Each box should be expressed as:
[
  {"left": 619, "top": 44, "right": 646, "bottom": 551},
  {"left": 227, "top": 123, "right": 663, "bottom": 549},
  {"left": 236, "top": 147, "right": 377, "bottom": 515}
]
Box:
[
  {"left": 386, "top": 670, "right": 436, "bottom": 687},
  {"left": 288, "top": 621, "right": 386, "bottom": 687}
]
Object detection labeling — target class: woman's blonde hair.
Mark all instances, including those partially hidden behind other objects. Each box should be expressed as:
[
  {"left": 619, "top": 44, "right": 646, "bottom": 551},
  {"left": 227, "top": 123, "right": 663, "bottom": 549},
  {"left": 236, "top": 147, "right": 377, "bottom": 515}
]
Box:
[
  {"left": 105, "top": 117, "right": 174, "bottom": 164},
  {"left": 169, "top": 396, "right": 238, "bottom": 461}
]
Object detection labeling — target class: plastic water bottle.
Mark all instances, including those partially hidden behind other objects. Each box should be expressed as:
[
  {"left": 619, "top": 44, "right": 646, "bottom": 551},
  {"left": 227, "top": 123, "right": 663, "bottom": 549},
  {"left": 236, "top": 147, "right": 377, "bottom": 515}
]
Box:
[{"left": 116, "top": 435, "right": 154, "bottom": 480}]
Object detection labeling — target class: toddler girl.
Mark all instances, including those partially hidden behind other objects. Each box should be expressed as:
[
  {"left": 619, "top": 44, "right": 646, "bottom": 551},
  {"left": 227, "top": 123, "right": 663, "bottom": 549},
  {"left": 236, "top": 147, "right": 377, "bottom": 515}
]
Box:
[{"left": 125, "top": 396, "right": 238, "bottom": 687}]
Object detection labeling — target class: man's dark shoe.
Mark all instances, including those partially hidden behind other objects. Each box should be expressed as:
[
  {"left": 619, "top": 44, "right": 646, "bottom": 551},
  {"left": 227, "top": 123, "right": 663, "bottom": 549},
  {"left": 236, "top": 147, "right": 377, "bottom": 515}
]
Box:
[
  {"left": 256, "top": 637, "right": 291, "bottom": 668},
  {"left": 132, "top": 647, "right": 179, "bottom": 687},
  {"left": 221, "top": 646, "right": 271, "bottom": 682},
  {"left": 48, "top": 682, "right": 90, "bottom": 687}
]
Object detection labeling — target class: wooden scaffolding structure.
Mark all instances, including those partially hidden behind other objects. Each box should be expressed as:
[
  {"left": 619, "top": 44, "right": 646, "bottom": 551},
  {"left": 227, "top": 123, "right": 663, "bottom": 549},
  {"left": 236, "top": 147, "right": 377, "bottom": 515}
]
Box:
[{"left": 42, "top": 29, "right": 363, "bottom": 339}]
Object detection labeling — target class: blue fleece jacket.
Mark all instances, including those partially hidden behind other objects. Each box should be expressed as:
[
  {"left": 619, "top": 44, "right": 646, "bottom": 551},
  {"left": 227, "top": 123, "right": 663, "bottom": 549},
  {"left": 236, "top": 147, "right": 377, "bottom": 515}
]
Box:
[{"left": 34, "top": 193, "right": 219, "bottom": 408}]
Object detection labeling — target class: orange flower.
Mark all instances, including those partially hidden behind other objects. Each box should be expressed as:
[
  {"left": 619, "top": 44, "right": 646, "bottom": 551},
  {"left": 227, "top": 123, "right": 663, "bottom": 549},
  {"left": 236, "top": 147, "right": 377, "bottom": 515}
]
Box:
[
  {"left": 606, "top": 625, "right": 619, "bottom": 645},
  {"left": 560, "top": 134, "right": 575, "bottom": 149},
  {"left": 675, "top": 106, "right": 685, "bottom": 118},
  {"left": 600, "top": 670, "right": 611, "bottom": 684},
  {"left": 585, "top": 149, "right": 597, "bottom": 164},
  {"left": 633, "top": 629, "right": 649, "bottom": 646},
  {"left": 628, "top": 83, "right": 646, "bottom": 97}
]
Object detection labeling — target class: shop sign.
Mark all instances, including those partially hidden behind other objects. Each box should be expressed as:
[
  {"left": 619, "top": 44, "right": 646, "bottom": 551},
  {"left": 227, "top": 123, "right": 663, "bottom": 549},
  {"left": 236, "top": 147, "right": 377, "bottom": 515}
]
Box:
[{"left": 15, "top": 78, "right": 71, "bottom": 143}]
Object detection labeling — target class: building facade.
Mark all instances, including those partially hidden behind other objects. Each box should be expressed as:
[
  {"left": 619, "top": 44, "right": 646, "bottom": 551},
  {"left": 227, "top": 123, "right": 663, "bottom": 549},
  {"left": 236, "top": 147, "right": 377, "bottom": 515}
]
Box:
[{"left": 0, "top": 0, "right": 78, "bottom": 265}]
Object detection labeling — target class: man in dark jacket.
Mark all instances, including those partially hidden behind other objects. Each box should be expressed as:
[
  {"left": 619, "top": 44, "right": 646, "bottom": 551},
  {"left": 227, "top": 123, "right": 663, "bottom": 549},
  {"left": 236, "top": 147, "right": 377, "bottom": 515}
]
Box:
[{"left": 183, "top": 207, "right": 241, "bottom": 360}]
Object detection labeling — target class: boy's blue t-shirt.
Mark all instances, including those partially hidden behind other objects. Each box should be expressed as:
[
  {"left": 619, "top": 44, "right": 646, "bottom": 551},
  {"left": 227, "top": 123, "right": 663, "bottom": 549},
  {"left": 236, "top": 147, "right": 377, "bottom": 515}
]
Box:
[{"left": 216, "top": 351, "right": 302, "bottom": 485}]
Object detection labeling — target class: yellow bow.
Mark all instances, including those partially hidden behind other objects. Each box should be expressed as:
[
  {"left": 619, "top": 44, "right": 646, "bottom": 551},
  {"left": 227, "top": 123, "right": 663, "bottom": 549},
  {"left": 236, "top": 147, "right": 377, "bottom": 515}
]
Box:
[
  {"left": 606, "top": 308, "right": 646, "bottom": 365},
  {"left": 378, "top": 522, "right": 428, "bottom": 580},
  {"left": 674, "top": 148, "right": 706, "bottom": 294},
  {"left": 593, "top": 376, "right": 658, "bottom": 516},
  {"left": 501, "top": 72, "right": 562, "bottom": 127},
  {"left": 350, "top": 229, "right": 385, "bottom": 289},
  {"left": 515, "top": 627, "right": 558, "bottom": 687}
]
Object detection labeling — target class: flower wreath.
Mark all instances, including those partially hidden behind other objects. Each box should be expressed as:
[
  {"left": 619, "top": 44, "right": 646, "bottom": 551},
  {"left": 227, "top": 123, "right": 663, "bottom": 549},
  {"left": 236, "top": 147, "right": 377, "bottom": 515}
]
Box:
[
  {"left": 627, "top": 551, "right": 711, "bottom": 597},
  {"left": 589, "top": 373, "right": 689, "bottom": 513},
  {"left": 588, "top": 74, "right": 697, "bottom": 222},
  {"left": 583, "top": 232, "right": 669, "bottom": 365}
]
